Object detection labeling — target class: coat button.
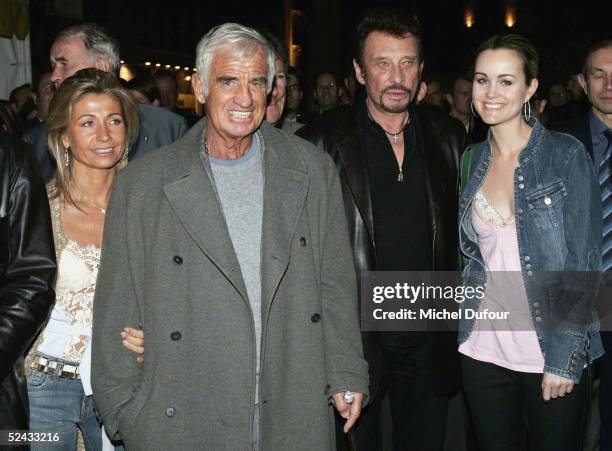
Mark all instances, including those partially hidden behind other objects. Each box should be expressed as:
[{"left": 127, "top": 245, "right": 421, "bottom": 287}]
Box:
[
  {"left": 311, "top": 313, "right": 321, "bottom": 323},
  {"left": 173, "top": 255, "right": 183, "bottom": 264},
  {"left": 165, "top": 407, "right": 175, "bottom": 417},
  {"left": 299, "top": 237, "right": 307, "bottom": 247},
  {"left": 171, "top": 331, "right": 182, "bottom": 341}
]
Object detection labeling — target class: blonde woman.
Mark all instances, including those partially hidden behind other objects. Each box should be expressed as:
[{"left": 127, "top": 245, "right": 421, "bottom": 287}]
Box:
[{"left": 26, "top": 68, "right": 139, "bottom": 451}]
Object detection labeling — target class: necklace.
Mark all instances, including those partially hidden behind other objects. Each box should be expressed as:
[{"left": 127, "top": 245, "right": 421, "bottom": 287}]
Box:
[
  {"left": 368, "top": 110, "right": 410, "bottom": 144},
  {"left": 77, "top": 201, "right": 106, "bottom": 215},
  {"left": 367, "top": 110, "right": 410, "bottom": 181}
]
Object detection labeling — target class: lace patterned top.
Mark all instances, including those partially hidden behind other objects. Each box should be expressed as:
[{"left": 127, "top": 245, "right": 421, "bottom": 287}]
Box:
[
  {"left": 472, "top": 190, "right": 515, "bottom": 228},
  {"left": 28, "top": 195, "right": 101, "bottom": 364}
]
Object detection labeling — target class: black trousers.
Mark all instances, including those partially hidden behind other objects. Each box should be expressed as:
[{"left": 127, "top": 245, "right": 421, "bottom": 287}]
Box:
[
  {"left": 341, "top": 340, "right": 449, "bottom": 451},
  {"left": 461, "top": 355, "right": 590, "bottom": 451},
  {"left": 599, "top": 331, "right": 612, "bottom": 451}
]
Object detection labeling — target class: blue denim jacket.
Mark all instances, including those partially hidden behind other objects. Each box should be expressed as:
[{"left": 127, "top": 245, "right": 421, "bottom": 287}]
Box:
[{"left": 458, "top": 119, "right": 603, "bottom": 382}]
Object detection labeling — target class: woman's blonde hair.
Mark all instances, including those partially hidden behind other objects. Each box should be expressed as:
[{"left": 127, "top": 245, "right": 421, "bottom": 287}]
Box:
[{"left": 47, "top": 68, "right": 140, "bottom": 205}]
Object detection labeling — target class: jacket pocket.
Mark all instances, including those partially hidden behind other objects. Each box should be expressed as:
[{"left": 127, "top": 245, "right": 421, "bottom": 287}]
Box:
[
  {"left": 526, "top": 179, "right": 567, "bottom": 232},
  {"left": 117, "top": 378, "right": 152, "bottom": 436}
]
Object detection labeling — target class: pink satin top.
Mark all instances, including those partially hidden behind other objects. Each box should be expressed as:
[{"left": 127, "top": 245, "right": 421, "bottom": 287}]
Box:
[{"left": 459, "top": 190, "right": 544, "bottom": 373}]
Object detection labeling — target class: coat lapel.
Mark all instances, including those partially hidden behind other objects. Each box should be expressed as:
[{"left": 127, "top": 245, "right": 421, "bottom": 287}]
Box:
[
  {"left": 162, "top": 124, "right": 248, "bottom": 301},
  {"left": 335, "top": 111, "right": 375, "bottom": 243},
  {"left": 259, "top": 124, "right": 308, "bottom": 316},
  {"left": 412, "top": 107, "right": 440, "bottom": 242}
]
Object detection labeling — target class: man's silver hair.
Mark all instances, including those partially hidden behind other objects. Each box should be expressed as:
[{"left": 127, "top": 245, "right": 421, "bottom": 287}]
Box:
[
  {"left": 195, "top": 23, "right": 276, "bottom": 96},
  {"left": 55, "top": 23, "right": 120, "bottom": 74}
]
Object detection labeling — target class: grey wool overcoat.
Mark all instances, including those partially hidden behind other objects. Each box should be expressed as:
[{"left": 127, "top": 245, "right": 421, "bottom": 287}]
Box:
[{"left": 91, "top": 120, "right": 369, "bottom": 451}]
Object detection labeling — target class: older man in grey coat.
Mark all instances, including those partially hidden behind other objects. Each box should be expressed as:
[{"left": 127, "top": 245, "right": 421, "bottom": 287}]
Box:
[{"left": 91, "top": 23, "right": 368, "bottom": 451}]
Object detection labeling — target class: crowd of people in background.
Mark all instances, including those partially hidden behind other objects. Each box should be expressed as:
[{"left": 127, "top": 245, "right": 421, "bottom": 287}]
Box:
[
  {"left": 0, "top": 6, "right": 610, "bottom": 451},
  {"left": 1, "top": 23, "right": 598, "bottom": 147}
]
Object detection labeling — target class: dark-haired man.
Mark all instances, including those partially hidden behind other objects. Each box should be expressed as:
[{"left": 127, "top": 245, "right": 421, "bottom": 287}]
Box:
[
  {"left": 554, "top": 40, "right": 612, "bottom": 450},
  {"left": 153, "top": 70, "right": 198, "bottom": 126},
  {"left": 446, "top": 74, "right": 488, "bottom": 143},
  {"left": 298, "top": 8, "right": 466, "bottom": 451},
  {"left": 314, "top": 72, "right": 340, "bottom": 114}
]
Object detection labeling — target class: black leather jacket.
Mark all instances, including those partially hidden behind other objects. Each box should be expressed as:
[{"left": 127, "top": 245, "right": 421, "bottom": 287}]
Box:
[
  {"left": 0, "top": 132, "right": 55, "bottom": 437},
  {"left": 298, "top": 102, "right": 467, "bottom": 397}
]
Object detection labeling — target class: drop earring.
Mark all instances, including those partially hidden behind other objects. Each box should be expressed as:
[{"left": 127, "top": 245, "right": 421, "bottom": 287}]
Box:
[{"left": 64, "top": 147, "right": 70, "bottom": 167}]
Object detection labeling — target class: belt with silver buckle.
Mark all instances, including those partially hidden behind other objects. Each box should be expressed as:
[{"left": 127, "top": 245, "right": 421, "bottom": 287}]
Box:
[{"left": 30, "top": 355, "right": 80, "bottom": 380}]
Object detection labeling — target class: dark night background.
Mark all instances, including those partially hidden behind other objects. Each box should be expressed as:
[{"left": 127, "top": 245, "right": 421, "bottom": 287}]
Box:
[{"left": 30, "top": 0, "right": 611, "bottom": 98}]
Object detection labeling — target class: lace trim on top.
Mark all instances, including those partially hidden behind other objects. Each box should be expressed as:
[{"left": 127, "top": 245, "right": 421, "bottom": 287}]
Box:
[
  {"left": 51, "top": 197, "right": 100, "bottom": 361},
  {"left": 51, "top": 197, "right": 101, "bottom": 268},
  {"left": 473, "top": 190, "right": 515, "bottom": 228}
]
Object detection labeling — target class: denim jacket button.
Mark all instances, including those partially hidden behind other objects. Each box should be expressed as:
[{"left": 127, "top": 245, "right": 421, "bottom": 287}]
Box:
[
  {"left": 544, "top": 197, "right": 552, "bottom": 205},
  {"left": 517, "top": 208, "right": 523, "bottom": 215},
  {"left": 524, "top": 256, "right": 531, "bottom": 262},
  {"left": 534, "top": 309, "right": 541, "bottom": 316},
  {"left": 518, "top": 183, "right": 525, "bottom": 190},
  {"left": 527, "top": 271, "right": 533, "bottom": 276},
  {"left": 535, "top": 316, "right": 542, "bottom": 322},
  {"left": 525, "top": 264, "right": 532, "bottom": 270},
  {"left": 518, "top": 175, "right": 524, "bottom": 181},
  {"left": 533, "top": 302, "right": 540, "bottom": 308}
]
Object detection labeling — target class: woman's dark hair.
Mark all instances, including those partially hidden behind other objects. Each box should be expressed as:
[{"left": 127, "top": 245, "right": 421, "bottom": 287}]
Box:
[
  {"left": 354, "top": 7, "right": 423, "bottom": 68},
  {"left": 474, "top": 34, "right": 539, "bottom": 85}
]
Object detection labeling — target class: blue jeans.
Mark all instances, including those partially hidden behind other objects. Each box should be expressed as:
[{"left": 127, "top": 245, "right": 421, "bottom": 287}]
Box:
[{"left": 27, "top": 368, "right": 102, "bottom": 451}]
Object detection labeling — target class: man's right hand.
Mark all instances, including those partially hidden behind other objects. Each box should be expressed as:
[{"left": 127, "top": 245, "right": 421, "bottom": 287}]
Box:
[{"left": 331, "top": 391, "right": 364, "bottom": 433}]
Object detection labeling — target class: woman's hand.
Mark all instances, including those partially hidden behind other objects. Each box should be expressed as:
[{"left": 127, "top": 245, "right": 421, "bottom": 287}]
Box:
[
  {"left": 121, "top": 327, "right": 144, "bottom": 363},
  {"left": 542, "top": 372, "right": 574, "bottom": 401}
]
